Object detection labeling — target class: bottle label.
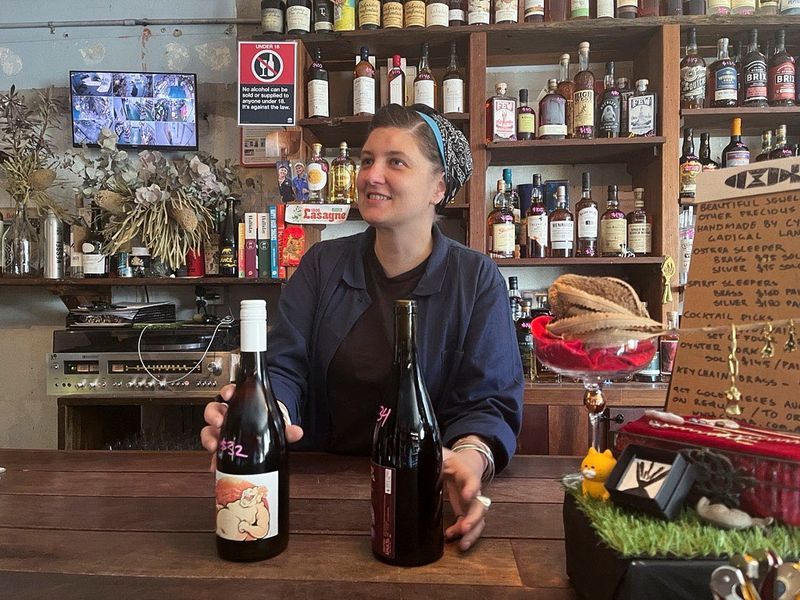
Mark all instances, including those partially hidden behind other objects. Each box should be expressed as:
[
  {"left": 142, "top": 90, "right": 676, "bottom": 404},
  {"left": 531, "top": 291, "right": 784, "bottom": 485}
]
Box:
[
  {"left": 538, "top": 123, "right": 567, "bottom": 137},
  {"left": 770, "top": 62, "right": 796, "bottom": 101},
  {"left": 524, "top": 0, "right": 545, "bottom": 16},
  {"left": 354, "top": 76, "right": 375, "bottom": 115},
  {"left": 468, "top": 0, "right": 490, "bottom": 23},
  {"left": 426, "top": 2, "right": 450, "bottom": 25},
  {"left": 600, "top": 220, "right": 626, "bottom": 254},
  {"left": 596, "top": 0, "right": 614, "bottom": 16},
  {"left": 82, "top": 252, "right": 106, "bottom": 275},
  {"left": 725, "top": 149, "right": 750, "bottom": 167},
  {"left": 371, "top": 462, "right": 397, "bottom": 559},
  {"left": 660, "top": 338, "right": 679, "bottom": 377},
  {"left": 216, "top": 470, "right": 280, "bottom": 541},
  {"left": 573, "top": 89, "right": 595, "bottom": 129},
  {"left": 617, "top": 0, "right": 637, "bottom": 7},
  {"left": 527, "top": 213, "right": 548, "bottom": 246},
  {"left": 627, "top": 223, "right": 652, "bottom": 254},
  {"left": 732, "top": 0, "right": 755, "bottom": 11},
  {"left": 314, "top": 2, "right": 333, "bottom": 30},
  {"left": 781, "top": 0, "right": 800, "bottom": 8},
  {"left": 382, "top": 1, "right": 404, "bottom": 26},
  {"left": 307, "top": 162, "right": 328, "bottom": 192},
  {"left": 598, "top": 96, "right": 620, "bottom": 134},
  {"left": 358, "top": 0, "right": 381, "bottom": 25},
  {"left": 492, "top": 97, "right": 517, "bottom": 140},
  {"left": 414, "top": 79, "right": 435, "bottom": 108},
  {"left": 492, "top": 223, "right": 515, "bottom": 253},
  {"left": 577, "top": 206, "right": 598, "bottom": 238},
  {"left": 714, "top": 66, "right": 738, "bottom": 101},
  {"left": 443, "top": 79, "right": 464, "bottom": 113},
  {"left": 680, "top": 160, "right": 701, "bottom": 196},
  {"left": 261, "top": 8, "right": 284, "bottom": 33},
  {"left": 549, "top": 220, "right": 574, "bottom": 248},
  {"left": 495, "top": 0, "right": 519, "bottom": 21},
  {"left": 404, "top": 0, "right": 426, "bottom": 26},
  {"left": 389, "top": 73, "right": 405, "bottom": 105},
  {"left": 307, "top": 80, "right": 329, "bottom": 118},
  {"left": 517, "top": 112, "right": 535, "bottom": 135},
  {"left": 707, "top": 0, "right": 730, "bottom": 12},
  {"left": 628, "top": 93, "right": 655, "bottom": 136},
  {"left": 332, "top": 165, "right": 353, "bottom": 197},
  {"left": 449, "top": 8, "right": 466, "bottom": 20},
  {"left": 679, "top": 228, "right": 694, "bottom": 285},
  {"left": 570, "top": 0, "right": 589, "bottom": 17},
  {"left": 286, "top": 5, "right": 311, "bottom": 31},
  {"left": 680, "top": 65, "right": 706, "bottom": 102},
  {"left": 333, "top": 0, "right": 356, "bottom": 30},
  {"left": 219, "top": 247, "right": 236, "bottom": 269}
]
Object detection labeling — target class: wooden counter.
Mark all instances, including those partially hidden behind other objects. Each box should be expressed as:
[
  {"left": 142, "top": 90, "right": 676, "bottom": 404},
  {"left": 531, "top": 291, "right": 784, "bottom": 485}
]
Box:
[{"left": 0, "top": 450, "right": 579, "bottom": 599}]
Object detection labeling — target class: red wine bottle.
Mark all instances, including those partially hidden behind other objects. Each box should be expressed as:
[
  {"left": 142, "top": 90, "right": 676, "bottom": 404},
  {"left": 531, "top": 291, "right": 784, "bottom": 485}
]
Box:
[
  {"left": 216, "top": 299, "right": 288, "bottom": 562},
  {"left": 371, "top": 299, "right": 443, "bottom": 566}
]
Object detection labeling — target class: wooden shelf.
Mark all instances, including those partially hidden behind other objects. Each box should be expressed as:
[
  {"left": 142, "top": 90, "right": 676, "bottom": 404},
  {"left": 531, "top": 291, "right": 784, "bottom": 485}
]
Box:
[
  {"left": 681, "top": 107, "right": 800, "bottom": 136},
  {"left": 494, "top": 256, "right": 664, "bottom": 267},
  {"left": 524, "top": 382, "right": 668, "bottom": 407},
  {"left": 486, "top": 137, "right": 666, "bottom": 166},
  {"left": 0, "top": 277, "right": 283, "bottom": 286},
  {"left": 675, "top": 15, "right": 800, "bottom": 47}
]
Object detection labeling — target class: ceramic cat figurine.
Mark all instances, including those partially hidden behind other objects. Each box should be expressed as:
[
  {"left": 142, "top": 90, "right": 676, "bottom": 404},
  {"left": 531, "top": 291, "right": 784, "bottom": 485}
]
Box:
[{"left": 581, "top": 447, "right": 617, "bottom": 501}]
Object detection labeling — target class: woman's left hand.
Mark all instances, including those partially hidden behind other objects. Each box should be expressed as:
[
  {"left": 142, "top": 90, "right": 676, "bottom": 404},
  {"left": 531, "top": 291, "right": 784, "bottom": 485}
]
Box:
[{"left": 442, "top": 447, "right": 489, "bottom": 551}]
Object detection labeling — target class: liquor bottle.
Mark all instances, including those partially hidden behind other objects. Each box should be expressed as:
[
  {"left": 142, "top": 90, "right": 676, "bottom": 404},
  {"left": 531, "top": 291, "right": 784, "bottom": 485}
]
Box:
[
  {"left": 708, "top": 37, "right": 738, "bottom": 108},
  {"left": 597, "top": 62, "right": 621, "bottom": 138},
  {"left": 548, "top": 186, "right": 574, "bottom": 258},
  {"left": 216, "top": 299, "right": 289, "bottom": 562},
  {"left": 573, "top": 42, "right": 595, "bottom": 140},
  {"left": 517, "top": 89, "right": 536, "bottom": 140},
  {"left": 468, "top": 0, "right": 491, "bottom": 23},
  {"left": 742, "top": 29, "right": 768, "bottom": 106},
  {"left": 575, "top": 172, "right": 598, "bottom": 257},
  {"left": 307, "top": 48, "right": 329, "bottom": 119},
  {"left": 353, "top": 46, "right": 376, "bottom": 116},
  {"left": 618, "top": 77, "right": 634, "bottom": 136},
  {"left": 516, "top": 300, "right": 535, "bottom": 381},
  {"left": 681, "top": 28, "right": 706, "bottom": 109},
  {"left": 508, "top": 275, "right": 523, "bottom": 322},
  {"left": 287, "top": 0, "right": 312, "bottom": 33},
  {"left": 679, "top": 128, "right": 702, "bottom": 199},
  {"left": 768, "top": 29, "right": 796, "bottom": 106},
  {"left": 779, "top": 0, "right": 800, "bottom": 13},
  {"left": 330, "top": 142, "right": 357, "bottom": 203},
  {"left": 678, "top": 205, "right": 695, "bottom": 286},
  {"left": 599, "top": 185, "right": 627, "bottom": 257},
  {"left": 722, "top": 117, "right": 750, "bottom": 167},
  {"left": 756, "top": 129, "right": 774, "bottom": 161},
  {"left": 557, "top": 54, "right": 575, "bottom": 138},
  {"left": 733, "top": 0, "right": 756, "bottom": 12},
  {"left": 707, "top": 0, "right": 731, "bottom": 12},
  {"left": 526, "top": 174, "right": 548, "bottom": 258},
  {"left": 769, "top": 124, "right": 793, "bottom": 159},
  {"left": 314, "top": 0, "right": 334, "bottom": 31},
  {"left": 699, "top": 132, "right": 720, "bottom": 170},
  {"left": 82, "top": 204, "right": 108, "bottom": 278},
  {"left": 358, "top": 0, "right": 381, "bottom": 28},
  {"left": 426, "top": 0, "right": 450, "bottom": 25},
  {"left": 571, "top": 0, "right": 590, "bottom": 18},
  {"left": 659, "top": 311, "right": 681, "bottom": 383},
  {"left": 333, "top": 0, "right": 356, "bottom": 30},
  {"left": 663, "top": 0, "right": 683, "bottom": 13},
  {"left": 487, "top": 179, "right": 516, "bottom": 258},
  {"left": 307, "top": 143, "right": 329, "bottom": 203},
  {"left": 683, "top": 0, "right": 704, "bottom": 13},
  {"left": 525, "top": 0, "right": 545, "bottom": 20},
  {"left": 495, "top": 0, "right": 519, "bottom": 22},
  {"left": 442, "top": 42, "right": 464, "bottom": 114},
  {"left": 597, "top": 0, "right": 615, "bottom": 16},
  {"left": 219, "top": 196, "right": 238, "bottom": 278},
  {"left": 404, "top": 0, "right": 427, "bottom": 26},
  {"left": 502, "top": 168, "right": 522, "bottom": 257},
  {"left": 548, "top": 0, "right": 569, "bottom": 19},
  {"left": 486, "top": 82, "right": 517, "bottom": 142},
  {"left": 639, "top": 0, "right": 660, "bottom": 16},
  {"left": 617, "top": 0, "right": 638, "bottom": 18},
  {"left": 414, "top": 43, "right": 436, "bottom": 110},
  {"left": 758, "top": 0, "right": 779, "bottom": 12},
  {"left": 383, "top": 0, "right": 404, "bottom": 26},
  {"left": 627, "top": 188, "right": 652, "bottom": 256},
  {"left": 388, "top": 55, "right": 406, "bottom": 106},
  {"left": 628, "top": 79, "right": 657, "bottom": 137},
  {"left": 449, "top": 0, "right": 467, "bottom": 24},
  {"left": 371, "top": 299, "right": 443, "bottom": 567},
  {"left": 260, "top": 0, "right": 285, "bottom": 33},
  {"left": 538, "top": 79, "right": 567, "bottom": 140}
]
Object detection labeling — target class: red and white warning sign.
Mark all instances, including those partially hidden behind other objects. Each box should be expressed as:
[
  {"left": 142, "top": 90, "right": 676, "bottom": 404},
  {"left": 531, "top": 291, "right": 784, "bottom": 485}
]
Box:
[{"left": 238, "top": 41, "right": 296, "bottom": 126}]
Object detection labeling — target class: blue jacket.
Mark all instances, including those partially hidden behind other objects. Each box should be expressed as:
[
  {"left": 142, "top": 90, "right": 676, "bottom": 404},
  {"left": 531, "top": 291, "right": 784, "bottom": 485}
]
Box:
[{"left": 267, "top": 225, "right": 524, "bottom": 471}]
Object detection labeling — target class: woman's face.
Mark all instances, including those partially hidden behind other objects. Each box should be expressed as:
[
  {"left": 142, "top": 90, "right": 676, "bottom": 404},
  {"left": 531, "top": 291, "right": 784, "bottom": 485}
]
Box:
[{"left": 357, "top": 127, "right": 445, "bottom": 232}]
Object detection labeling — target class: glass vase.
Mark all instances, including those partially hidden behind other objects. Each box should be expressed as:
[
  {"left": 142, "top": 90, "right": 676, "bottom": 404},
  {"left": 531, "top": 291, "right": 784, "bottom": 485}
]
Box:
[{"left": 2, "top": 203, "right": 40, "bottom": 277}]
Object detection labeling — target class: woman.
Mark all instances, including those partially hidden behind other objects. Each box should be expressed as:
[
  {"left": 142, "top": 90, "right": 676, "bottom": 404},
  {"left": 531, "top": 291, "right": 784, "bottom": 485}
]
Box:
[{"left": 202, "top": 104, "right": 523, "bottom": 551}]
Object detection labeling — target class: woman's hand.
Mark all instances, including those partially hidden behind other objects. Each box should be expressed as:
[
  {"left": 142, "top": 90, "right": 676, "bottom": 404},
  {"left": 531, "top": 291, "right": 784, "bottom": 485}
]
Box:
[
  {"left": 442, "top": 446, "right": 489, "bottom": 552},
  {"left": 201, "top": 384, "right": 304, "bottom": 471}
]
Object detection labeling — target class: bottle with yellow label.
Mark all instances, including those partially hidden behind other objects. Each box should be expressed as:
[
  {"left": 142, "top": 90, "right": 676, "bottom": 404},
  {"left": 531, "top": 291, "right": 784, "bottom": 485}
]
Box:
[
  {"left": 330, "top": 142, "right": 357, "bottom": 204},
  {"left": 358, "top": 0, "right": 381, "bottom": 28},
  {"left": 516, "top": 89, "right": 535, "bottom": 140},
  {"left": 404, "top": 0, "right": 427, "bottom": 26},
  {"left": 334, "top": 0, "right": 356, "bottom": 31},
  {"left": 382, "top": 0, "right": 404, "bottom": 26}
]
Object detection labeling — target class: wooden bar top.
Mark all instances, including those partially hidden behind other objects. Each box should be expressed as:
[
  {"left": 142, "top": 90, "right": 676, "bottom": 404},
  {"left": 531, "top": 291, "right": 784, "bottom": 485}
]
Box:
[{"left": 0, "top": 450, "right": 579, "bottom": 599}]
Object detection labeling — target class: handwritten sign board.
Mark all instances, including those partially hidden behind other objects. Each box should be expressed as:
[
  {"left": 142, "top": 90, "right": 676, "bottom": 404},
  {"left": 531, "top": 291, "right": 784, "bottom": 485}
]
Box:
[{"left": 666, "top": 157, "right": 800, "bottom": 433}]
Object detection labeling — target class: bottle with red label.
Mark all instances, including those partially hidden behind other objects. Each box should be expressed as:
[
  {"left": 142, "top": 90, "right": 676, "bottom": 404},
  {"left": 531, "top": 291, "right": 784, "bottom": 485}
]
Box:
[{"left": 768, "top": 29, "right": 796, "bottom": 106}]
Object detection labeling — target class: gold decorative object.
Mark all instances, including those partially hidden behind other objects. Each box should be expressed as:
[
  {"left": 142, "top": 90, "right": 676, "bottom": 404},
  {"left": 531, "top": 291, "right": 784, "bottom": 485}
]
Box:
[
  {"left": 725, "top": 323, "right": 743, "bottom": 417},
  {"left": 760, "top": 322, "right": 775, "bottom": 359},
  {"left": 661, "top": 255, "right": 676, "bottom": 304},
  {"left": 785, "top": 320, "right": 797, "bottom": 353}
]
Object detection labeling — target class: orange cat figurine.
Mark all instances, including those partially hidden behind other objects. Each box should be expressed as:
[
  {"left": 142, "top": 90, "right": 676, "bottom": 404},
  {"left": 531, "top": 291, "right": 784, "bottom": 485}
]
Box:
[{"left": 580, "top": 447, "right": 617, "bottom": 501}]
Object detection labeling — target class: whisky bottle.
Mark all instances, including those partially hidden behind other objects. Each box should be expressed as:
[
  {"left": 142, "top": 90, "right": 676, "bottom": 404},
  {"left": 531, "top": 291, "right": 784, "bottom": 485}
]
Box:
[
  {"left": 307, "top": 48, "right": 329, "bottom": 119},
  {"left": 494, "top": 0, "right": 519, "bottom": 23},
  {"left": 333, "top": 0, "right": 356, "bottom": 30},
  {"left": 548, "top": 186, "right": 574, "bottom": 258},
  {"left": 570, "top": 0, "right": 590, "bottom": 19},
  {"left": 759, "top": 0, "right": 779, "bottom": 12},
  {"left": 573, "top": 42, "right": 595, "bottom": 139},
  {"left": 769, "top": 124, "right": 793, "bottom": 159},
  {"left": 314, "top": 0, "right": 334, "bottom": 30},
  {"left": 487, "top": 179, "right": 516, "bottom": 259},
  {"left": 307, "top": 143, "right": 329, "bottom": 203},
  {"left": 442, "top": 42, "right": 464, "bottom": 114},
  {"left": 503, "top": 168, "right": 522, "bottom": 258},
  {"left": 628, "top": 79, "right": 657, "bottom": 137},
  {"left": 508, "top": 275, "right": 523, "bottom": 322},
  {"left": 742, "top": 29, "right": 768, "bottom": 107},
  {"left": 699, "top": 132, "right": 720, "bottom": 170},
  {"left": 287, "top": 0, "right": 312, "bottom": 33},
  {"left": 722, "top": 117, "right": 750, "bottom": 167},
  {"left": 382, "top": 0, "right": 404, "bottom": 27},
  {"left": 404, "top": 0, "right": 427, "bottom": 26},
  {"left": 733, "top": 0, "right": 756, "bottom": 12},
  {"left": 679, "top": 128, "right": 702, "bottom": 199},
  {"left": 768, "top": 29, "right": 796, "bottom": 106},
  {"left": 426, "top": 0, "right": 450, "bottom": 26},
  {"left": 575, "top": 172, "right": 598, "bottom": 257},
  {"left": 756, "top": 129, "right": 774, "bottom": 161},
  {"left": 707, "top": 0, "right": 732, "bottom": 13},
  {"left": 517, "top": 89, "right": 536, "bottom": 140},
  {"left": 616, "top": 0, "right": 638, "bottom": 18},
  {"left": 414, "top": 43, "right": 436, "bottom": 110},
  {"left": 680, "top": 27, "right": 706, "bottom": 109},
  {"left": 449, "top": 0, "right": 468, "bottom": 24},
  {"left": 486, "top": 82, "right": 517, "bottom": 142},
  {"left": 538, "top": 79, "right": 567, "bottom": 140},
  {"left": 526, "top": 174, "right": 548, "bottom": 258},
  {"left": 516, "top": 300, "right": 535, "bottom": 381},
  {"left": 524, "top": 0, "right": 545, "bottom": 20},
  {"left": 557, "top": 54, "right": 575, "bottom": 138},
  {"left": 353, "top": 46, "right": 375, "bottom": 116},
  {"left": 708, "top": 37, "right": 738, "bottom": 108},
  {"left": 597, "top": 62, "right": 621, "bottom": 138},
  {"left": 358, "top": 0, "right": 381, "bottom": 28},
  {"left": 599, "top": 185, "right": 627, "bottom": 257},
  {"left": 330, "top": 142, "right": 357, "bottom": 203},
  {"left": 627, "top": 188, "right": 652, "bottom": 256},
  {"left": 468, "top": 0, "right": 491, "bottom": 23},
  {"left": 618, "top": 77, "right": 633, "bottom": 136},
  {"left": 388, "top": 55, "right": 406, "bottom": 106}
]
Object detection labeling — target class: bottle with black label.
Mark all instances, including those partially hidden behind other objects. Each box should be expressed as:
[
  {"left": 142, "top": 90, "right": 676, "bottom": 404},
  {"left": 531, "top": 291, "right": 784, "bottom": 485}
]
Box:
[
  {"left": 313, "top": 0, "right": 334, "bottom": 30},
  {"left": 81, "top": 203, "right": 108, "bottom": 278},
  {"left": 371, "top": 299, "right": 443, "bottom": 567},
  {"left": 307, "top": 48, "right": 329, "bottom": 119},
  {"left": 597, "top": 61, "right": 620, "bottom": 138},
  {"left": 219, "top": 196, "right": 238, "bottom": 277},
  {"left": 287, "top": 0, "right": 312, "bottom": 34},
  {"left": 699, "top": 132, "right": 720, "bottom": 170},
  {"left": 742, "top": 29, "right": 768, "bottom": 107},
  {"left": 516, "top": 89, "right": 535, "bottom": 140},
  {"left": 216, "top": 299, "right": 289, "bottom": 562},
  {"left": 679, "top": 128, "right": 702, "bottom": 199}
]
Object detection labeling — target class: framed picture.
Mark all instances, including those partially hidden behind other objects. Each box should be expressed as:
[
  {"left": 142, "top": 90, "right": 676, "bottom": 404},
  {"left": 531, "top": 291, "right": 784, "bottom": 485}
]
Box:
[
  {"left": 240, "top": 126, "right": 303, "bottom": 167},
  {"left": 605, "top": 444, "right": 695, "bottom": 521}
]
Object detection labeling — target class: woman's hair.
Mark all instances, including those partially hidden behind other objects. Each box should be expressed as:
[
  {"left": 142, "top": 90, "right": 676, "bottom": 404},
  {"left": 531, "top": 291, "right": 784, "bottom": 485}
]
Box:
[{"left": 367, "top": 104, "right": 444, "bottom": 176}]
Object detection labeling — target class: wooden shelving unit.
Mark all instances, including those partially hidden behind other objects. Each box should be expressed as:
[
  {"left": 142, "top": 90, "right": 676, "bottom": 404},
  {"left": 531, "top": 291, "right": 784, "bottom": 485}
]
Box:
[
  {"left": 494, "top": 256, "right": 664, "bottom": 266},
  {"left": 681, "top": 107, "right": 800, "bottom": 136},
  {"left": 487, "top": 137, "right": 666, "bottom": 166}
]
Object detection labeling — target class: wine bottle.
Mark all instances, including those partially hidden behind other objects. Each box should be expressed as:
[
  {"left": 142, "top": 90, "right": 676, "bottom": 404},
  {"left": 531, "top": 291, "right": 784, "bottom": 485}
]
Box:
[
  {"left": 260, "top": 0, "right": 285, "bottom": 33},
  {"left": 371, "top": 299, "right": 443, "bottom": 567},
  {"left": 313, "top": 0, "right": 334, "bottom": 31},
  {"left": 82, "top": 203, "right": 108, "bottom": 278},
  {"left": 353, "top": 46, "right": 376, "bottom": 116},
  {"left": 413, "top": 43, "right": 436, "bottom": 109},
  {"left": 216, "top": 299, "right": 289, "bottom": 562},
  {"left": 442, "top": 42, "right": 464, "bottom": 114},
  {"left": 358, "top": 0, "right": 381, "bottom": 28},
  {"left": 219, "top": 196, "right": 238, "bottom": 277},
  {"left": 388, "top": 54, "right": 406, "bottom": 106},
  {"left": 307, "top": 48, "right": 329, "bottom": 119},
  {"left": 722, "top": 117, "right": 750, "bottom": 167},
  {"left": 287, "top": 0, "right": 312, "bottom": 34}
]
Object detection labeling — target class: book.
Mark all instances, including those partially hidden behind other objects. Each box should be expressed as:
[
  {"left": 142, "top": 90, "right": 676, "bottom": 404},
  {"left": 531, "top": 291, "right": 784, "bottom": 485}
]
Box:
[
  {"left": 244, "top": 212, "right": 258, "bottom": 278},
  {"left": 257, "top": 213, "right": 270, "bottom": 279}
]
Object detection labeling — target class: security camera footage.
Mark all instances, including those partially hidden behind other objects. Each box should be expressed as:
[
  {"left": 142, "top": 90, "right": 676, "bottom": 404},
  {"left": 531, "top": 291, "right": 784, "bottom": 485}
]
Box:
[{"left": 70, "top": 71, "right": 198, "bottom": 150}]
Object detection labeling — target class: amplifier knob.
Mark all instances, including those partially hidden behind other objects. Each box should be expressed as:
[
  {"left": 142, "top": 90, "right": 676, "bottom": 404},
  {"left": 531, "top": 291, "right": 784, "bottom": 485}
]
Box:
[
  {"left": 137, "top": 381, "right": 146, "bottom": 389},
  {"left": 126, "top": 381, "right": 135, "bottom": 389},
  {"left": 88, "top": 382, "right": 97, "bottom": 389},
  {"left": 207, "top": 361, "right": 222, "bottom": 376},
  {"left": 159, "top": 382, "right": 166, "bottom": 389},
  {"left": 146, "top": 381, "right": 156, "bottom": 389},
  {"left": 76, "top": 381, "right": 86, "bottom": 389}
]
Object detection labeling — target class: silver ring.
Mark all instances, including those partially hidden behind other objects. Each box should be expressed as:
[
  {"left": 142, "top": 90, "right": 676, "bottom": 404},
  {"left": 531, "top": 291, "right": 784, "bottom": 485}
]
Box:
[{"left": 476, "top": 494, "right": 491, "bottom": 509}]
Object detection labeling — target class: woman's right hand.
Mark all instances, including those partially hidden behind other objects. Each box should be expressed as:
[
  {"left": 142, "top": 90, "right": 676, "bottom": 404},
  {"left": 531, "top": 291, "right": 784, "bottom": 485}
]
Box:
[{"left": 201, "top": 384, "right": 304, "bottom": 470}]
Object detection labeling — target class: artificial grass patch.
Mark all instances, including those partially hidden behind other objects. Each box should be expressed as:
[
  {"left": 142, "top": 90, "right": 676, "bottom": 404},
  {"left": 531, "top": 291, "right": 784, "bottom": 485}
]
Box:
[{"left": 567, "top": 486, "right": 800, "bottom": 559}]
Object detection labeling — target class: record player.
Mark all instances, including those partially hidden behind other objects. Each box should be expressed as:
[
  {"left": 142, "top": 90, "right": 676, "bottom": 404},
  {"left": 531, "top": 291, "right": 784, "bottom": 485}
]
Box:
[{"left": 66, "top": 301, "right": 176, "bottom": 328}]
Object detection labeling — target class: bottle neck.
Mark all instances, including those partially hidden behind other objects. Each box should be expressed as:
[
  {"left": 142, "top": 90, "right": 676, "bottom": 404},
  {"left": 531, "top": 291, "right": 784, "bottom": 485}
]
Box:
[
  {"left": 762, "top": 134, "right": 773, "bottom": 151},
  {"left": 448, "top": 50, "right": 458, "bottom": 71},
  {"left": 238, "top": 348, "right": 267, "bottom": 380},
  {"left": 578, "top": 50, "right": 589, "bottom": 72},
  {"left": 419, "top": 52, "right": 430, "bottom": 72},
  {"left": 718, "top": 43, "right": 729, "bottom": 60},
  {"left": 775, "top": 130, "right": 787, "bottom": 146},
  {"left": 776, "top": 33, "right": 785, "bottom": 53},
  {"left": 559, "top": 59, "right": 570, "bottom": 82},
  {"left": 700, "top": 138, "right": 710, "bottom": 158},
  {"left": 394, "top": 309, "right": 417, "bottom": 365},
  {"left": 683, "top": 134, "right": 694, "bottom": 155}
]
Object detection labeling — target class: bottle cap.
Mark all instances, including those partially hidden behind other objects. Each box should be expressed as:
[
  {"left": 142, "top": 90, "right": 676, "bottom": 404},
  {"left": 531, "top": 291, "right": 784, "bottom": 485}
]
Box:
[
  {"left": 509, "top": 276, "right": 519, "bottom": 287},
  {"left": 532, "top": 174, "right": 542, "bottom": 186},
  {"left": 547, "top": 78, "right": 558, "bottom": 88},
  {"left": 560, "top": 53, "right": 570, "bottom": 62},
  {"left": 392, "top": 54, "right": 401, "bottom": 66},
  {"left": 240, "top": 299, "right": 267, "bottom": 322},
  {"left": 496, "top": 82, "right": 507, "bottom": 94},
  {"left": 313, "top": 142, "right": 322, "bottom": 152},
  {"left": 637, "top": 78, "right": 649, "bottom": 88},
  {"left": 519, "top": 88, "right": 528, "bottom": 102},
  {"left": 131, "top": 246, "right": 150, "bottom": 256},
  {"left": 394, "top": 299, "right": 416, "bottom": 314},
  {"left": 578, "top": 42, "right": 590, "bottom": 51},
  {"left": 557, "top": 185, "right": 566, "bottom": 198},
  {"left": 582, "top": 172, "right": 590, "bottom": 190}
]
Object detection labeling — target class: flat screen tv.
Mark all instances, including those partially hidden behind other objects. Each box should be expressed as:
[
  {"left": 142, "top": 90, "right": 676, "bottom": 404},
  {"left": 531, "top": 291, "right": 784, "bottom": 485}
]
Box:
[{"left": 70, "top": 70, "right": 198, "bottom": 150}]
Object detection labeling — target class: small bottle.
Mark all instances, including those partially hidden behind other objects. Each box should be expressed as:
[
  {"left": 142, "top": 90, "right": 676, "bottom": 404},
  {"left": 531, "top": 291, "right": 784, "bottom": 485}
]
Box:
[
  {"left": 679, "top": 128, "right": 702, "bottom": 199},
  {"left": 404, "top": 0, "right": 427, "bottom": 26},
  {"left": 769, "top": 124, "right": 793, "bottom": 159},
  {"left": 557, "top": 54, "right": 575, "bottom": 139},
  {"left": 627, "top": 188, "right": 652, "bottom": 257},
  {"left": 307, "top": 143, "right": 329, "bottom": 203},
  {"left": 314, "top": 0, "right": 334, "bottom": 31},
  {"left": 708, "top": 37, "right": 738, "bottom": 108},
  {"left": 495, "top": 0, "right": 520, "bottom": 22},
  {"left": 216, "top": 299, "right": 289, "bottom": 562},
  {"left": 353, "top": 46, "right": 376, "bottom": 116},
  {"left": 358, "top": 0, "right": 382, "bottom": 28},
  {"left": 597, "top": 0, "right": 616, "bottom": 16},
  {"left": 524, "top": 0, "right": 545, "bottom": 20},
  {"left": 778, "top": 0, "right": 800, "bottom": 12},
  {"left": 742, "top": 29, "right": 768, "bottom": 107},
  {"left": 333, "top": 0, "right": 357, "bottom": 30},
  {"left": 414, "top": 43, "right": 436, "bottom": 109},
  {"left": 768, "top": 29, "right": 796, "bottom": 106},
  {"left": 538, "top": 79, "right": 567, "bottom": 140},
  {"left": 330, "top": 142, "right": 357, "bottom": 203},
  {"left": 617, "top": 77, "right": 634, "bottom": 137},
  {"left": 599, "top": 185, "right": 627, "bottom": 257},
  {"left": 442, "top": 42, "right": 464, "bottom": 114},
  {"left": 307, "top": 48, "right": 329, "bottom": 119},
  {"left": 699, "top": 132, "right": 720, "bottom": 170},
  {"left": 517, "top": 89, "right": 536, "bottom": 141},
  {"left": 575, "top": 172, "right": 598, "bottom": 257},
  {"left": 382, "top": 0, "right": 404, "bottom": 26},
  {"left": 571, "top": 0, "right": 590, "bottom": 18},
  {"left": 639, "top": 0, "right": 660, "bottom": 15},
  {"left": 681, "top": 27, "right": 707, "bottom": 109},
  {"left": 487, "top": 179, "right": 516, "bottom": 259},
  {"left": 388, "top": 55, "right": 406, "bottom": 106},
  {"left": 526, "top": 174, "right": 548, "bottom": 258},
  {"left": 756, "top": 129, "right": 774, "bottom": 161},
  {"left": 722, "top": 117, "right": 750, "bottom": 167},
  {"left": 616, "top": 0, "right": 639, "bottom": 18},
  {"left": 758, "top": 0, "right": 779, "bottom": 12},
  {"left": 548, "top": 186, "right": 574, "bottom": 258},
  {"left": 287, "top": 0, "right": 312, "bottom": 33},
  {"left": 516, "top": 300, "right": 535, "bottom": 381},
  {"left": 486, "top": 82, "right": 517, "bottom": 142},
  {"left": 548, "top": 0, "right": 569, "bottom": 20},
  {"left": 628, "top": 79, "right": 657, "bottom": 137},
  {"left": 449, "top": 0, "right": 468, "bottom": 24},
  {"left": 468, "top": 0, "right": 491, "bottom": 23},
  {"left": 573, "top": 42, "right": 595, "bottom": 140},
  {"left": 508, "top": 275, "right": 523, "bottom": 322},
  {"left": 659, "top": 311, "right": 680, "bottom": 383},
  {"left": 260, "top": 0, "right": 285, "bottom": 33},
  {"left": 426, "top": 0, "right": 450, "bottom": 26},
  {"left": 707, "top": 0, "right": 731, "bottom": 13},
  {"left": 597, "top": 62, "right": 621, "bottom": 138},
  {"left": 219, "top": 196, "right": 238, "bottom": 277}
]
